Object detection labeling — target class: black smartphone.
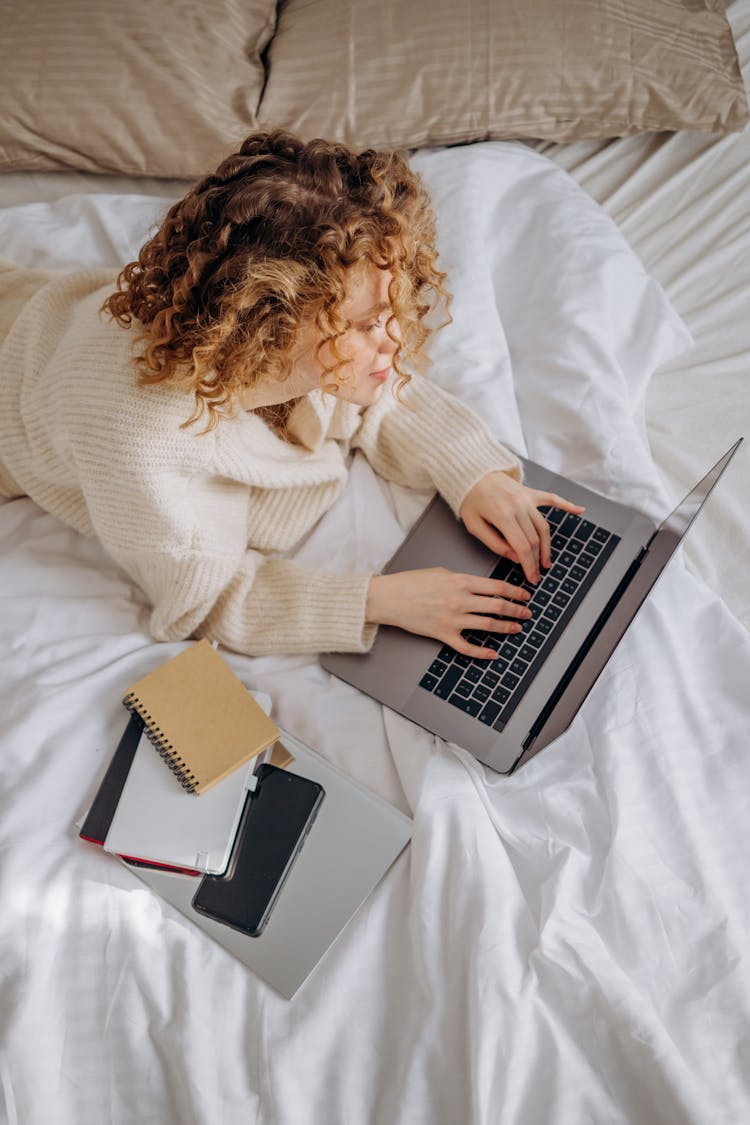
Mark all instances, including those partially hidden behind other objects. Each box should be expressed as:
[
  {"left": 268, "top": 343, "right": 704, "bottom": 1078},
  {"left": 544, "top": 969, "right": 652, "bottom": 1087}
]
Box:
[{"left": 192, "top": 764, "right": 325, "bottom": 938}]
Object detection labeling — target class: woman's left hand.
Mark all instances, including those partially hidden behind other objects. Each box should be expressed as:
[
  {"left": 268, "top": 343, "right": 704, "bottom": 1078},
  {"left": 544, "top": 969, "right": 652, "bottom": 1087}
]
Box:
[{"left": 459, "top": 471, "right": 586, "bottom": 585}]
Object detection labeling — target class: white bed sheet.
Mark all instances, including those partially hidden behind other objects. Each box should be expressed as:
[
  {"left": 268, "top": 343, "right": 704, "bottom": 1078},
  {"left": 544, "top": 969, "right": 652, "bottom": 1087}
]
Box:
[
  {"left": 2, "top": 31, "right": 750, "bottom": 1125},
  {"left": 535, "top": 0, "right": 750, "bottom": 630}
]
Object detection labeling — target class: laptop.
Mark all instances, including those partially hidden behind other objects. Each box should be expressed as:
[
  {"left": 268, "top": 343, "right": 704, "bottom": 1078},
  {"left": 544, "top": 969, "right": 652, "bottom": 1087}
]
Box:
[{"left": 322, "top": 440, "right": 742, "bottom": 775}]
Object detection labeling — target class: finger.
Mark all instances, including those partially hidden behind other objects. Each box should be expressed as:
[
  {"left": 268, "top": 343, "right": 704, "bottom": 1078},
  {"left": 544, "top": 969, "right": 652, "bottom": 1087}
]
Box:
[
  {"left": 517, "top": 510, "right": 542, "bottom": 573},
  {"left": 530, "top": 507, "right": 552, "bottom": 569},
  {"left": 468, "top": 596, "right": 532, "bottom": 621},
  {"left": 465, "top": 516, "right": 523, "bottom": 567},
  {"left": 467, "top": 576, "right": 531, "bottom": 602},
  {"left": 501, "top": 515, "right": 540, "bottom": 584},
  {"left": 536, "top": 491, "right": 586, "bottom": 514},
  {"left": 465, "top": 517, "right": 517, "bottom": 561},
  {"left": 449, "top": 626, "right": 521, "bottom": 660},
  {"left": 462, "top": 614, "right": 527, "bottom": 637}
]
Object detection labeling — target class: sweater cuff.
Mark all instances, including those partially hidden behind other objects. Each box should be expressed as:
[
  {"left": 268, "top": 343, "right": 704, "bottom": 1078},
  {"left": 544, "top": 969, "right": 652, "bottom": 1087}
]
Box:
[
  {"left": 208, "top": 561, "right": 380, "bottom": 656},
  {"left": 287, "top": 569, "right": 379, "bottom": 654},
  {"left": 433, "top": 428, "right": 522, "bottom": 517}
]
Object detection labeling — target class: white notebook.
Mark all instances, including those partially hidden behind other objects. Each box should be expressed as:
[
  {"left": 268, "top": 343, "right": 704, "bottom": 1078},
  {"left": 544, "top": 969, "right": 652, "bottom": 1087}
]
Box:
[{"left": 103, "top": 728, "right": 262, "bottom": 875}]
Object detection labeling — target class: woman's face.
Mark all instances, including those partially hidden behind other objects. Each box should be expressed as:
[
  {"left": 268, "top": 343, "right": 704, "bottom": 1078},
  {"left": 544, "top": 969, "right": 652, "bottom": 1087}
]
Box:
[{"left": 293, "top": 262, "right": 400, "bottom": 407}]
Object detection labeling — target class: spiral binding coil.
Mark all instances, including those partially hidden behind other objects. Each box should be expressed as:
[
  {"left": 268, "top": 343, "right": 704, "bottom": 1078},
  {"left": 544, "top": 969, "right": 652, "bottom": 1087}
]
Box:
[{"left": 123, "top": 693, "right": 199, "bottom": 793}]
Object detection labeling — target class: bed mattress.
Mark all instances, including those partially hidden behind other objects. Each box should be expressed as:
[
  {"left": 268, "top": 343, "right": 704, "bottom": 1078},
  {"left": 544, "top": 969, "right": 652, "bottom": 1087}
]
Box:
[{"left": 1, "top": 3, "right": 749, "bottom": 1123}]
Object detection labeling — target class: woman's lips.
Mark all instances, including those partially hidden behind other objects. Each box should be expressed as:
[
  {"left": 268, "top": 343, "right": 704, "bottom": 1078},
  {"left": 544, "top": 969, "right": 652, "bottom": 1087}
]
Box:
[{"left": 369, "top": 366, "right": 390, "bottom": 383}]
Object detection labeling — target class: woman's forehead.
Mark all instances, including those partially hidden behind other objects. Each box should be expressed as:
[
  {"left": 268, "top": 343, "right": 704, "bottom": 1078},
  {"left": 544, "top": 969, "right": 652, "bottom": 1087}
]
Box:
[{"left": 341, "top": 264, "right": 392, "bottom": 319}]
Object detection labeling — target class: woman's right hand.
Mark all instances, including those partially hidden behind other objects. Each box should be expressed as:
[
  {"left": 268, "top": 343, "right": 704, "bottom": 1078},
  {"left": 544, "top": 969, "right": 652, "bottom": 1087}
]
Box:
[{"left": 365, "top": 567, "right": 532, "bottom": 660}]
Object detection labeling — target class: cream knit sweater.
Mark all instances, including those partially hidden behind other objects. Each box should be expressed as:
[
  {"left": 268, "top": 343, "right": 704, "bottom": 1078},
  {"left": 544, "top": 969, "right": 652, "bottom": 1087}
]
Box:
[{"left": 0, "top": 263, "right": 521, "bottom": 655}]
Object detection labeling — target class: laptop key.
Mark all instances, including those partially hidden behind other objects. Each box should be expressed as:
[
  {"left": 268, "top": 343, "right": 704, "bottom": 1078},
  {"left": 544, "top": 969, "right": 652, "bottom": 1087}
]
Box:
[
  {"left": 550, "top": 564, "right": 567, "bottom": 581},
  {"left": 434, "top": 528, "right": 621, "bottom": 731},
  {"left": 561, "top": 514, "right": 581, "bottom": 537},
  {"left": 434, "top": 666, "right": 462, "bottom": 698},
  {"left": 420, "top": 673, "right": 438, "bottom": 692},
  {"left": 566, "top": 539, "right": 582, "bottom": 555},
  {"left": 429, "top": 659, "right": 448, "bottom": 677},
  {"left": 473, "top": 684, "right": 491, "bottom": 703},
  {"left": 546, "top": 508, "right": 565, "bottom": 526},
  {"left": 561, "top": 578, "right": 577, "bottom": 595},
  {"left": 552, "top": 591, "right": 570, "bottom": 608},
  {"left": 484, "top": 670, "right": 500, "bottom": 687},
  {"left": 570, "top": 565, "right": 586, "bottom": 582},
  {"left": 451, "top": 694, "right": 481, "bottom": 716},
  {"left": 438, "top": 645, "right": 455, "bottom": 663},
  {"left": 534, "top": 590, "right": 551, "bottom": 606},
  {"left": 551, "top": 533, "right": 567, "bottom": 552},
  {"left": 465, "top": 665, "right": 482, "bottom": 683},
  {"left": 593, "top": 526, "right": 610, "bottom": 543},
  {"left": 559, "top": 551, "right": 576, "bottom": 568},
  {"left": 574, "top": 520, "right": 595, "bottom": 541},
  {"left": 478, "top": 701, "right": 501, "bottom": 726},
  {"left": 455, "top": 680, "right": 473, "bottom": 698}
]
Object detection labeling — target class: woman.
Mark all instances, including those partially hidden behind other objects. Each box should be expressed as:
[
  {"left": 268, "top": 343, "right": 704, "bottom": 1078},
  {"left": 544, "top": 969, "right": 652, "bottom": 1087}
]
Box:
[{"left": 0, "top": 129, "right": 583, "bottom": 660}]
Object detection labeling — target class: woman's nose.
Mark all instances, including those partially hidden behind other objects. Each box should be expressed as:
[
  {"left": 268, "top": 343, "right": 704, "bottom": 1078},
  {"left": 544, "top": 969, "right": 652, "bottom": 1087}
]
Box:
[{"left": 380, "top": 323, "right": 399, "bottom": 356}]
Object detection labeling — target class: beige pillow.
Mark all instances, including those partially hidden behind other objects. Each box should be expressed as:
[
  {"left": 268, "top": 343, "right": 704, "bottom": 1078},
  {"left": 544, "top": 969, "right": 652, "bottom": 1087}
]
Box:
[
  {"left": 258, "top": 0, "right": 749, "bottom": 148},
  {"left": 0, "top": 0, "right": 276, "bottom": 179}
]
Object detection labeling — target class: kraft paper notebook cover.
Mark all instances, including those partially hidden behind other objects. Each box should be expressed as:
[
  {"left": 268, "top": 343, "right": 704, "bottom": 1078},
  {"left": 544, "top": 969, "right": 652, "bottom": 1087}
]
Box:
[{"left": 123, "top": 639, "right": 281, "bottom": 794}]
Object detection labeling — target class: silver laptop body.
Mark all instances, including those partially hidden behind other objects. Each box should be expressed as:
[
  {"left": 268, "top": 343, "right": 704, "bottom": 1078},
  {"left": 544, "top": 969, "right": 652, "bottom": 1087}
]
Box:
[{"left": 321, "top": 441, "right": 742, "bottom": 775}]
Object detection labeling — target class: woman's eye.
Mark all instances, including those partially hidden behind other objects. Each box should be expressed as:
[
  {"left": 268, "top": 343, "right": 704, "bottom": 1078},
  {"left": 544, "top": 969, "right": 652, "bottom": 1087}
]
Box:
[{"left": 362, "top": 315, "right": 386, "bottom": 334}]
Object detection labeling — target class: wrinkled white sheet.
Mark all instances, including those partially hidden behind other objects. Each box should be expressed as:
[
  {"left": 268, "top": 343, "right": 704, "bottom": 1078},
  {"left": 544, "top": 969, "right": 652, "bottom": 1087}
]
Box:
[
  {"left": 1, "top": 142, "right": 750, "bottom": 1125},
  {"left": 536, "top": 0, "right": 750, "bottom": 631}
]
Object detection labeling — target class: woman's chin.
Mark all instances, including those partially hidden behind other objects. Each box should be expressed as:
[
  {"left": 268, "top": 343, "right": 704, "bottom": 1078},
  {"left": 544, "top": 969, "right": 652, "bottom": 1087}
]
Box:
[{"left": 332, "top": 380, "right": 387, "bottom": 408}]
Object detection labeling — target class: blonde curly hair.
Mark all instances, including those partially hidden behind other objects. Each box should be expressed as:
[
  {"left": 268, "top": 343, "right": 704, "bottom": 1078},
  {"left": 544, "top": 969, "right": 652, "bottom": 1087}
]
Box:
[{"left": 101, "top": 128, "right": 451, "bottom": 432}]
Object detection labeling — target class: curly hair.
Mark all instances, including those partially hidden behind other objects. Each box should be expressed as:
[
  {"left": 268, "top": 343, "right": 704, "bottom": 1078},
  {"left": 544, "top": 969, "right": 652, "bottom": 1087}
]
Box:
[{"left": 101, "top": 128, "right": 451, "bottom": 433}]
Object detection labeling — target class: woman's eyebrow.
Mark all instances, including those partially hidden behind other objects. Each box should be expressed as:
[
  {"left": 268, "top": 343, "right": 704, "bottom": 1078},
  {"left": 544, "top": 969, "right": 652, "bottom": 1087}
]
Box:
[{"left": 356, "top": 300, "right": 391, "bottom": 319}]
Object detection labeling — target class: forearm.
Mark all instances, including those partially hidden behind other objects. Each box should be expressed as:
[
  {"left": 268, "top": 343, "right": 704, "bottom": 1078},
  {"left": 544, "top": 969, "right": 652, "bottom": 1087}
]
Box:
[
  {"left": 112, "top": 542, "right": 378, "bottom": 657},
  {"left": 352, "top": 372, "right": 522, "bottom": 513},
  {"left": 200, "top": 556, "right": 379, "bottom": 656}
]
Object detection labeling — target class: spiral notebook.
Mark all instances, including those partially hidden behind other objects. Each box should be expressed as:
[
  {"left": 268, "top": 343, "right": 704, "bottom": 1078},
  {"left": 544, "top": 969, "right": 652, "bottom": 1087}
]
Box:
[
  {"left": 123, "top": 639, "right": 281, "bottom": 794},
  {"left": 78, "top": 709, "right": 294, "bottom": 876}
]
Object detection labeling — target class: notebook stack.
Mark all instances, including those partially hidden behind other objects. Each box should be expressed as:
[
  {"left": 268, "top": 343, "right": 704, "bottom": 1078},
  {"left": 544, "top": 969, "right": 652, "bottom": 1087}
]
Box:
[
  {"left": 78, "top": 638, "right": 414, "bottom": 997},
  {"left": 79, "top": 639, "right": 291, "bottom": 876}
]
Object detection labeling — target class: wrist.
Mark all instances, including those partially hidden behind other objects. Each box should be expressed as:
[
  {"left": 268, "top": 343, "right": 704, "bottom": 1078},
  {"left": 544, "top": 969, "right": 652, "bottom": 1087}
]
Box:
[{"left": 365, "top": 574, "right": 389, "bottom": 625}]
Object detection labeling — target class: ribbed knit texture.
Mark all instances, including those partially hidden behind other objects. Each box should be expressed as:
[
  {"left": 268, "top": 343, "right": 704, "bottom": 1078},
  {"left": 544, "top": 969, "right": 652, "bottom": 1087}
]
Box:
[{"left": 0, "top": 263, "right": 521, "bottom": 656}]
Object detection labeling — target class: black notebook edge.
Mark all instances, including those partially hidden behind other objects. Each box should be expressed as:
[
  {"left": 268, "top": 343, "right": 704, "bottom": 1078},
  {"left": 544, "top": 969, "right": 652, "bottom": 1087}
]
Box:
[{"left": 79, "top": 712, "right": 144, "bottom": 845}]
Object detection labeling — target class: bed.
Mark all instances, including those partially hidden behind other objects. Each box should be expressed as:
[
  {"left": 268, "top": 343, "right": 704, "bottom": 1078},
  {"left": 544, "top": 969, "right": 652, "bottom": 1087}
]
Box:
[{"left": 1, "top": 2, "right": 750, "bottom": 1123}]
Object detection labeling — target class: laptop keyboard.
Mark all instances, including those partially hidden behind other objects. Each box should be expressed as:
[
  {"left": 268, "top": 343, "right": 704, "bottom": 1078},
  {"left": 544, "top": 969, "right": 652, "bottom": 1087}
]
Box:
[{"left": 418, "top": 506, "right": 620, "bottom": 732}]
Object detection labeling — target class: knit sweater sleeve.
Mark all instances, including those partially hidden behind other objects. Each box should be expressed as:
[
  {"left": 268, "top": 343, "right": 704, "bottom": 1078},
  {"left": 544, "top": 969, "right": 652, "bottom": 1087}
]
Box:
[
  {"left": 350, "top": 372, "right": 522, "bottom": 513},
  {"left": 115, "top": 544, "right": 377, "bottom": 656},
  {"left": 74, "top": 437, "right": 376, "bottom": 656}
]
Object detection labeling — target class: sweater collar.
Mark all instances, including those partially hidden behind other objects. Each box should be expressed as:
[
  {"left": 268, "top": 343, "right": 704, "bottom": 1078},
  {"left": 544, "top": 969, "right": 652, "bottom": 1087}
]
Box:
[{"left": 286, "top": 389, "right": 338, "bottom": 451}]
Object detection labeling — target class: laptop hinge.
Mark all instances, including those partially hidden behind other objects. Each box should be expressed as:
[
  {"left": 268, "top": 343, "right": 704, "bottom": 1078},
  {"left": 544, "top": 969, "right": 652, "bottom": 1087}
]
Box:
[{"left": 521, "top": 545, "right": 649, "bottom": 755}]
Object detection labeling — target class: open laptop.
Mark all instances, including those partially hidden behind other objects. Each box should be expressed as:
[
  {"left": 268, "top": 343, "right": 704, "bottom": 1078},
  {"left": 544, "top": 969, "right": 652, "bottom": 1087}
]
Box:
[{"left": 322, "top": 440, "right": 742, "bottom": 775}]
